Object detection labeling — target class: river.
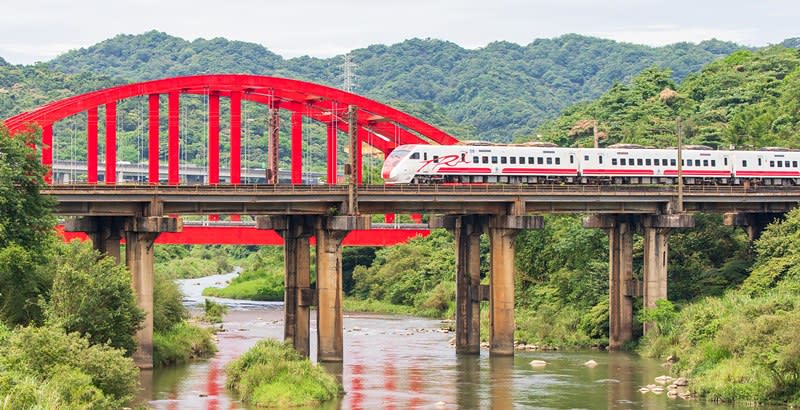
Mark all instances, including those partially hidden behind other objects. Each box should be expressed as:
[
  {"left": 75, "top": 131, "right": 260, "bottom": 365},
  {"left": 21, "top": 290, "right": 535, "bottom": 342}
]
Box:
[{"left": 138, "top": 272, "right": 748, "bottom": 409}]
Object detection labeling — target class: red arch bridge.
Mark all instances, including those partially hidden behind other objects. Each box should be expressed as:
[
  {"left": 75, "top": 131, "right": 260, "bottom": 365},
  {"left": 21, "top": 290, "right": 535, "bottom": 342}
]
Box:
[{"left": 4, "top": 74, "right": 461, "bottom": 245}]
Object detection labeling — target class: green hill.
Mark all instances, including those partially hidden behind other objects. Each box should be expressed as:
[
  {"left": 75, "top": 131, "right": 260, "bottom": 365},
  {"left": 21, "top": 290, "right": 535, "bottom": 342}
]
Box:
[
  {"left": 44, "top": 31, "right": 743, "bottom": 140},
  {"left": 535, "top": 46, "right": 800, "bottom": 149}
]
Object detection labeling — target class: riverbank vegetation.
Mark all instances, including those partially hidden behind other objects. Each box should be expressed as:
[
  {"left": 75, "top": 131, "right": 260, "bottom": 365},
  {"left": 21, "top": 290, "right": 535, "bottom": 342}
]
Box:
[
  {"left": 226, "top": 339, "right": 341, "bottom": 408},
  {"left": 640, "top": 208, "right": 800, "bottom": 405},
  {"left": 155, "top": 245, "right": 243, "bottom": 279},
  {"left": 202, "top": 247, "right": 284, "bottom": 300}
]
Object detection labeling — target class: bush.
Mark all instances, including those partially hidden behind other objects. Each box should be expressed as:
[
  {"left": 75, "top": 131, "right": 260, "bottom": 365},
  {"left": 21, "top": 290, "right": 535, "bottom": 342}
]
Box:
[
  {"left": 154, "top": 269, "right": 188, "bottom": 332},
  {"left": 45, "top": 241, "right": 144, "bottom": 355},
  {"left": 203, "top": 299, "right": 228, "bottom": 323},
  {"left": 0, "top": 326, "right": 138, "bottom": 407},
  {"left": 226, "top": 339, "right": 341, "bottom": 408},
  {"left": 153, "top": 321, "right": 216, "bottom": 367}
]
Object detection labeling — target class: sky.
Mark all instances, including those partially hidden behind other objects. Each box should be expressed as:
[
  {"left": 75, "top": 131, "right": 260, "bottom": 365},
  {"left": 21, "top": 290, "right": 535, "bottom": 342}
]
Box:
[{"left": 0, "top": 0, "right": 798, "bottom": 65}]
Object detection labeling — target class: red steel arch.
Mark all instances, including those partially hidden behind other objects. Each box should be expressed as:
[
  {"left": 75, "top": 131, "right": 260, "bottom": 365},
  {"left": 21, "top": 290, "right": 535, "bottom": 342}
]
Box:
[{"left": 3, "top": 74, "right": 460, "bottom": 185}]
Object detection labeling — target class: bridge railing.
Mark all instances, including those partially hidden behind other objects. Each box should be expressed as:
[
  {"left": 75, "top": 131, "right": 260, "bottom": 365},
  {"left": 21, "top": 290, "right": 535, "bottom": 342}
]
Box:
[{"left": 41, "top": 183, "right": 797, "bottom": 195}]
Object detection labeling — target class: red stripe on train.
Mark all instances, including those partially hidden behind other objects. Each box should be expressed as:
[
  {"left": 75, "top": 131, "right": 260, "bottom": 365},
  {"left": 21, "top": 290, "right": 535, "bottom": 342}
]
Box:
[
  {"left": 501, "top": 168, "right": 578, "bottom": 174},
  {"left": 663, "top": 170, "right": 731, "bottom": 176},
  {"left": 437, "top": 167, "right": 493, "bottom": 173},
  {"left": 582, "top": 169, "right": 655, "bottom": 175},
  {"left": 736, "top": 171, "right": 800, "bottom": 177}
]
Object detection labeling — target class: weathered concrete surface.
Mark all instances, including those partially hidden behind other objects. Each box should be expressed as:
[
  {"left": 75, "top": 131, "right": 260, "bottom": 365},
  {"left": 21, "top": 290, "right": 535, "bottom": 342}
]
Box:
[
  {"left": 723, "top": 212, "right": 784, "bottom": 241},
  {"left": 454, "top": 215, "right": 484, "bottom": 355}
]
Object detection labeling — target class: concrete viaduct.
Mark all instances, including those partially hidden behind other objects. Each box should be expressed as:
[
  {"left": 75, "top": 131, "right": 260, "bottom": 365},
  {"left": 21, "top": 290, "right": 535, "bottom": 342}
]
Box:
[{"left": 48, "top": 183, "right": 795, "bottom": 366}]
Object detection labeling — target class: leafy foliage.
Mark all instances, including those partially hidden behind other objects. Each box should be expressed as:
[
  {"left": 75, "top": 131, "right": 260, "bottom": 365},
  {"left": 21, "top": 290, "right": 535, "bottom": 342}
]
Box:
[
  {"left": 535, "top": 46, "right": 800, "bottom": 149},
  {"left": 0, "top": 325, "right": 139, "bottom": 408},
  {"left": 226, "top": 339, "right": 341, "bottom": 408},
  {"left": 44, "top": 241, "right": 144, "bottom": 355}
]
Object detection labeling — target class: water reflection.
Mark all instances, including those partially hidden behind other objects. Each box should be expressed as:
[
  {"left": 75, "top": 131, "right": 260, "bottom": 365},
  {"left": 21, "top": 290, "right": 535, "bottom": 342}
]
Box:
[
  {"left": 490, "top": 356, "right": 514, "bottom": 410},
  {"left": 141, "top": 273, "right": 746, "bottom": 409}
]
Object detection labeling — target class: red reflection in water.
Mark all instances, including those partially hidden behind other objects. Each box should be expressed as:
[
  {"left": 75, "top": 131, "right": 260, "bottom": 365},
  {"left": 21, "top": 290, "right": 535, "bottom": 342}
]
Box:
[
  {"left": 349, "top": 362, "right": 365, "bottom": 410},
  {"left": 207, "top": 361, "right": 220, "bottom": 410},
  {"left": 167, "top": 390, "right": 178, "bottom": 410},
  {"left": 383, "top": 356, "right": 396, "bottom": 409},
  {"left": 407, "top": 363, "right": 424, "bottom": 408}
]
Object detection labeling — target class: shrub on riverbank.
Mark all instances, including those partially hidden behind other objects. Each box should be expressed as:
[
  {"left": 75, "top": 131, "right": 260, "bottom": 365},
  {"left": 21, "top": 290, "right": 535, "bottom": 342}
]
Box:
[
  {"left": 203, "top": 299, "right": 228, "bottom": 323},
  {"left": 153, "top": 321, "right": 217, "bottom": 367},
  {"left": 641, "top": 208, "right": 800, "bottom": 405},
  {"left": 0, "top": 324, "right": 138, "bottom": 408},
  {"left": 226, "top": 339, "right": 341, "bottom": 408}
]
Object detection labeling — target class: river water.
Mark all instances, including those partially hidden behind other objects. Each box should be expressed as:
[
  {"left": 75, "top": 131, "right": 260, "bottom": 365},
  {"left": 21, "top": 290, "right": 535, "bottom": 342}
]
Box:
[{"left": 139, "top": 272, "right": 747, "bottom": 409}]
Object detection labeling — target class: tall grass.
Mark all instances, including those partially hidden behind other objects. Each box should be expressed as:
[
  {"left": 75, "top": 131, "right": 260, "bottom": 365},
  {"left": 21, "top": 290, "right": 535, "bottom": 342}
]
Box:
[
  {"left": 153, "top": 322, "right": 217, "bottom": 367},
  {"left": 226, "top": 339, "right": 341, "bottom": 408}
]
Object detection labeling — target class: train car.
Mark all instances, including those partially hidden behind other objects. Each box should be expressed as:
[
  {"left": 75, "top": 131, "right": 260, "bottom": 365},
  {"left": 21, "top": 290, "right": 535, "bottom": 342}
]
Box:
[
  {"left": 382, "top": 144, "right": 578, "bottom": 184},
  {"left": 381, "top": 143, "right": 800, "bottom": 186},
  {"left": 732, "top": 150, "right": 800, "bottom": 185}
]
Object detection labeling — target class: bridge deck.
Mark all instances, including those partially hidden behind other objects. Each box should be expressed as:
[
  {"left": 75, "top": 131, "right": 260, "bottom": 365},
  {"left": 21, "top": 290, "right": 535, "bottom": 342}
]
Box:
[{"left": 43, "top": 184, "right": 800, "bottom": 216}]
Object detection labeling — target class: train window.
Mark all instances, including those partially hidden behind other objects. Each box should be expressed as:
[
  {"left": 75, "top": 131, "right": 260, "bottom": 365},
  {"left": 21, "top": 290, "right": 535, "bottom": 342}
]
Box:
[
  {"left": 778, "top": 161, "right": 783, "bottom": 168},
  {"left": 794, "top": 161, "right": 798, "bottom": 168},
  {"left": 547, "top": 157, "right": 553, "bottom": 165},
  {"left": 645, "top": 159, "right": 652, "bottom": 166},
  {"left": 537, "top": 157, "right": 544, "bottom": 165},
  {"left": 786, "top": 161, "right": 791, "bottom": 167},
  {"left": 472, "top": 156, "right": 479, "bottom": 163},
  {"left": 556, "top": 158, "right": 561, "bottom": 165},
  {"left": 671, "top": 159, "right": 676, "bottom": 166},
  {"left": 528, "top": 157, "right": 534, "bottom": 164},
  {"left": 510, "top": 157, "right": 516, "bottom": 164},
  {"left": 410, "top": 152, "right": 420, "bottom": 159},
  {"left": 423, "top": 152, "right": 428, "bottom": 161},
  {"left": 584, "top": 155, "right": 589, "bottom": 161},
  {"left": 519, "top": 157, "right": 525, "bottom": 164},
  {"left": 637, "top": 158, "right": 643, "bottom": 166},
  {"left": 724, "top": 158, "right": 728, "bottom": 166},
  {"left": 491, "top": 156, "right": 498, "bottom": 164},
  {"left": 711, "top": 160, "right": 716, "bottom": 166},
  {"left": 482, "top": 156, "right": 489, "bottom": 164},
  {"left": 599, "top": 156, "right": 603, "bottom": 164},
  {"left": 569, "top": 155, "right": 574, "bottom": 164},
  {"left": 759, "top": 158, "right": 762, "bottom": 166},
  {"left": 742, "top": 160, "right": 748, "bottom": 167},
  {"left": 501, "top": 157, "right": 507, "bottom": 164},
  {"left": 461, "top": 153, "right": 466, "bottom": 161},
  {"left": 703, "top": 160, "right": 708, "bottom": 167},
  {"left": 620, "top": 158, "right": 626, "bottom": 166},
  {"left": 770, "top": 160, "right": 775, "bottom": 167},
  {"left": 433, "top": 155, "right": 439, "bottom": 163},
  {"left": 612, "top": 158, "right": 618, "bottom": 166},
  {"left": 663, "top": 159, "right": 668, "bottom": 166}
]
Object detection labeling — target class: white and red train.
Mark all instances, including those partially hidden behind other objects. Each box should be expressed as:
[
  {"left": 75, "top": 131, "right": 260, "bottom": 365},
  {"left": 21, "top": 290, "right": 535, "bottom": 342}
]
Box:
[{"left": 381, "top": 143, "right": 800, "bottom": 185}]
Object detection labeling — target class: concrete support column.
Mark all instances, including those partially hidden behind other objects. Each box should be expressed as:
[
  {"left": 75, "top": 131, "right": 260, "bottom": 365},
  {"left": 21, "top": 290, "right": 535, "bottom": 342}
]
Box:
[
  {"left": 724, "top": 212, "right": 783, "bottom": 241},
  {"left": 125, "top": 229, "right": 157, "bottom": 369},
  {"left": 315, "top": 216, "right": 370, "bottom": 362},
  {"left": 64, "top": 216, "right": 125, "bottom": 264},
  {"left": 584, "top": 215, "right": 634, "bottom": 350},
  {"left": 124, "top": 216, "right": 182, "bottom": 369},
  {"left": 431, "top": 215, "right": 487, "bottom": 354},
  {"left": 256, "top": 216, "right": 315, "bottom": 357},
  {"left": 488, "top": 215, "right": 542, "bottom": 356},
  {"left": 641, "top": 214, "right": 694, "bottom": 334}
]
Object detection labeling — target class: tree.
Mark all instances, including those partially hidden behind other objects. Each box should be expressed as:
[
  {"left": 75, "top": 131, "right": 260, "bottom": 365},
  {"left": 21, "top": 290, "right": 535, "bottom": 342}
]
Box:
[
  {"left": 0, "top": 126, "right": 56, "bottom": 326},
  {"left": 44, "top": 241, "right": 144, "bottom": 355}
]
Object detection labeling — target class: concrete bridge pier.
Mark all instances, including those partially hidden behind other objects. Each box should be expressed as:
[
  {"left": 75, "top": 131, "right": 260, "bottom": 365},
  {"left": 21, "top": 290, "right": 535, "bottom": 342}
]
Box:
[
  {"left": 315, "top": 215, "right": 370, "bottom": 362},
  {"left": 584, "top": 215, "right": 635, "bottom": 349},
  {"left": 431, "top": 215, "right": 487, "bottom": 355},
  {"left": 641, "top": 214, "right": 694, "bottom": 333},
  {"left": 724, "top": 212, "right": 784, "bottom": 241},
  {"left": 256, "top": 215, "right": 315, "bottom": 357},
  {"left": 64, "top": 215, "right": 181, "bottom": 369},
  {"left": 488, "top": 215, "right": 543, "bottom": 356}
]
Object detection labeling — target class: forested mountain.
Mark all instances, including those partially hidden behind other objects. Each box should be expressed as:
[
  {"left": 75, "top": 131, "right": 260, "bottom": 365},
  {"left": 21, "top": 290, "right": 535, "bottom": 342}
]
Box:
[
  {"left": 535, "top": 46, "right": 800, "bottom": 149},
  {"left": 43, "top": 31, "right": 743, "bottom": 140}
]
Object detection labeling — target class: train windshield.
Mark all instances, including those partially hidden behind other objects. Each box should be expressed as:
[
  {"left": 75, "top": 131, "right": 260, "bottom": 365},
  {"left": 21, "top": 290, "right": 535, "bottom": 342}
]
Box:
[{"left": 386, "top": 149, "right": 410, "bottom": 159}]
